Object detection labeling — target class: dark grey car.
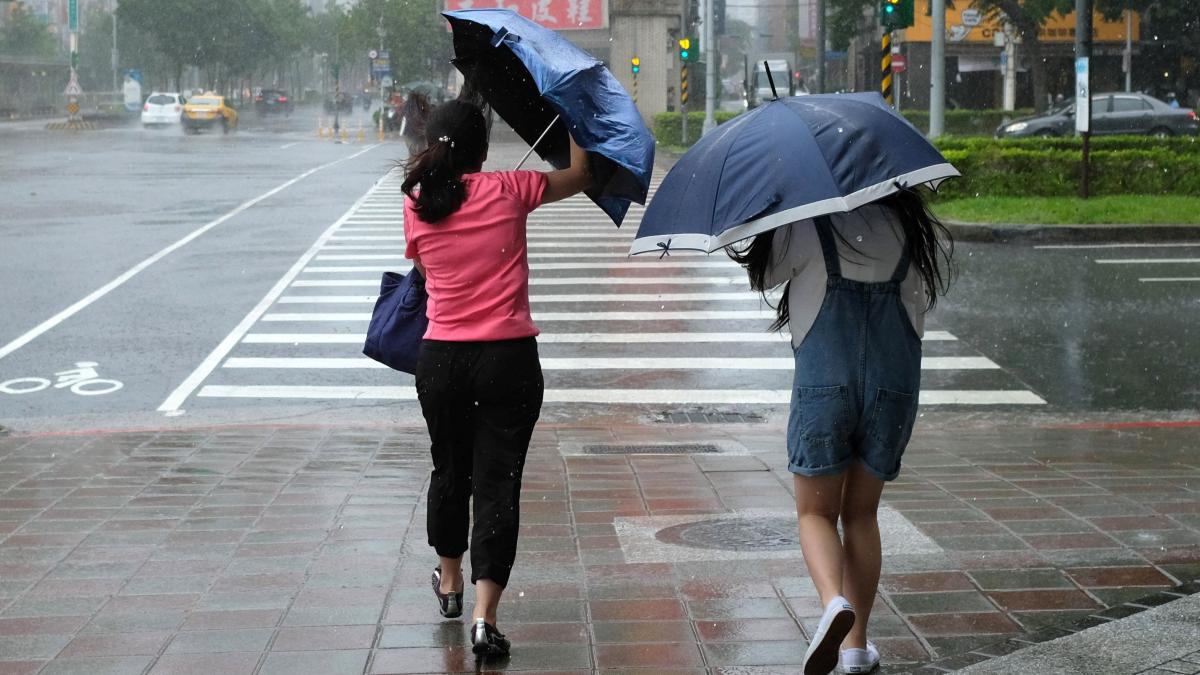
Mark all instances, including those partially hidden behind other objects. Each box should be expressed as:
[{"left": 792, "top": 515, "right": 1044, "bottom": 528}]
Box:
[{"left": 995, "top": 93, "right": 1198, "bottom": 138}]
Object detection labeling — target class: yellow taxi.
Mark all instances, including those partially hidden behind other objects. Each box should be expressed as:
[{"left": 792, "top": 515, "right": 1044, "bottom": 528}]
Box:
[{"left": 182, "top": 92, "right": 237, "bottom": 134}]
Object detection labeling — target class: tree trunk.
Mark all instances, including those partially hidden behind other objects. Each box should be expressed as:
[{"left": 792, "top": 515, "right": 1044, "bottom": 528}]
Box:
[{"left": 1027, "top": 35, "right": 1047, "bottom": 112}]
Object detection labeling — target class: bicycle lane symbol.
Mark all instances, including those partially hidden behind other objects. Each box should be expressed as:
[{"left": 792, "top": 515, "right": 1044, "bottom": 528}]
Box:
[{"left": 0, "top": 362, "right": 124, "bottom": 396}]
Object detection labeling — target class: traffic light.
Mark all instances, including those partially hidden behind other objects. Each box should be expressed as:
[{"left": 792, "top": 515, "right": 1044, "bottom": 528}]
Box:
[
  {"left": 880, "top": 0, "right": 914, "bottom": 30},
  {"left": 631, "top": 57, "right": 640, "bottom": 75},
  {"left": 678, "top": 37, "right": 693, "bottom": 62}
]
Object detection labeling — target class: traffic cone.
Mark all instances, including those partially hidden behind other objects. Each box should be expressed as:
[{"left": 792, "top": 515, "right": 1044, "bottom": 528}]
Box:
[
  {"left": 356, "top": 123, "right": 365, "bottom": 144},
  {"left": 339, "top": 128, "right": 349, "bottom": 143},
  {"left": 317, "top": 117, "right": 325, "bottom": 138}
]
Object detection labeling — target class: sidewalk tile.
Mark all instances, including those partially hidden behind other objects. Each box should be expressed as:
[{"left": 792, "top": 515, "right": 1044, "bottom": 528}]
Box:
[
  {"left": 1066, "top": 566, "right": 1175, "bottom": 587},
  {"left": 695, "top": 618, "right": 803, "bottom": 642},
  {"left": 0, "top": 662, "right": 42, "bottom": 675},
  {"left": 592, "top": 620, "right": 694, "bottom": 643},
  {"left": 179, "top": 609, "right": 281, "bottom": 631},
  {"left": 0, "top": 634, "right": 73, "bottom": 659},
  {"left": 702, "top": 640, "right": 807, "bottom": 666},
  {"left": 59, "top": 632, "right": 171, "bottom": 657},
  {"left": 39, "top": 656, "right": 155, "bottom": 675},
  {"left": 590, "top": 599, "right": 685, "bottom": 621},
  {"left": 987, "top": 589, "right": 1101, "bottom": 611},
  {"left": 594, "top": 642, "right": 704, "bottom": 669},
  {"left": 147, "top": 652, "right": 260, "bottom": 675},
  {"left": 889, "top": 591, "right": 996, "bottom": 615},
  {"left": 163, "top": 628, "right": 272, "bottom": 653},
  {"left": 259, "top": 649, "right": 368, "bottom": 675},
  {"left": 967, "top": 569, "right": 1074, "bottom": 590},
  {"left": 367, "top": 646, "right": 474, "bottom": 674},
  {"left": 687, "top": 598, "right": 792, "bottom": 620}
]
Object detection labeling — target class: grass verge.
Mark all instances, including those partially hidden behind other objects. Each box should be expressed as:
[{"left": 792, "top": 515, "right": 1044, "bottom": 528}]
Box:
[{"left": 933, "top": 196, "right": 1200, "bottom": 226}]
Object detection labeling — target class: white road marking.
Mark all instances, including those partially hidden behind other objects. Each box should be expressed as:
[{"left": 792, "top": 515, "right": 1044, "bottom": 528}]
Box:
[
  {"left": 300, "top": 261, "right": 735, "bottom": 273},
  {"left": 240, "top": 330, "right": 958, "bottom": 344},
  {"left": 0, "top": 144, "right": 380, "bottom": 364},
  {"left": 1095, "top": 258, "right": 1200, "bottom": 264},
  {"left": 263, "top": 310, "right": 779, "bottom": 322},
  {"left": 276, "top": 292, "right": 761, "bottom": 303},
  {"left": 1036, "top": 242, "right": 1200, "bottom": 250},
  {"left": 157, "top": 164, "right": 387, "bottom": 413},
  {"left": 223, "top": 356, "right": 996, "bottom": 371},
  {"left": 1139, "top": 277, "right": 1200, "bottom": 283},
  {"left": 197, "top": 385, "right": 1043, "bottom": 405},
  {"left": 290, "top": 277, "right": 747, "bottom": 287},
  {"left": 279, "top": 141, "right": 301, "bottom": 149}
]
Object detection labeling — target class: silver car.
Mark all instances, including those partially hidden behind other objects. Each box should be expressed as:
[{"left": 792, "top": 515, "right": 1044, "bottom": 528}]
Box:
[{"left": 996, "top": 93, "right": 1198, "bottom": 138}]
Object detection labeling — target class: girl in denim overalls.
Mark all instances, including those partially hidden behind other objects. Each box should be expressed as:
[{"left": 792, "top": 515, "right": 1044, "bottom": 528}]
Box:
[{"left": 730, "top": 190, "right": 953, "bottom": 675}]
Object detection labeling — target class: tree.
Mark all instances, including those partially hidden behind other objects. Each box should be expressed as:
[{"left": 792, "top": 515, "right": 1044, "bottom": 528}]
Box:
[{"left": 0, "top": 1, "right": 59, "bottom": 60}]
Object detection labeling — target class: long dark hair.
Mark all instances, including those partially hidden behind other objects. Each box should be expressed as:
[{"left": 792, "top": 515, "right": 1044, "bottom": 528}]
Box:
[
  {"left": 401, "top": 100, "right": 489, "bottom": 223},
  {"left": 726, "top": 188, "right": 955, "bottom": 332}
]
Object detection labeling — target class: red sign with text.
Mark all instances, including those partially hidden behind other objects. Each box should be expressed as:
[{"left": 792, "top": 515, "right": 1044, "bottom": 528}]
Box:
[{"left": 444, "top": 0, "right": 607, "bottom": 30}]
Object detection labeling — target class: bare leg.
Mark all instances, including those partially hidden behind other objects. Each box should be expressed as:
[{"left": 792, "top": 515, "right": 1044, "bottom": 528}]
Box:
[
  {"left": 438, "top": 555, "right": 463, "bottom": 594},
  {"left": 839, "top": 462, "right": 885, "bottom": 650},
  {"left": 473, "top": 578, "right": 503, "bottom": 626},
  {"left": 793, "top": 472, "right": 849, "bottom": 606}
]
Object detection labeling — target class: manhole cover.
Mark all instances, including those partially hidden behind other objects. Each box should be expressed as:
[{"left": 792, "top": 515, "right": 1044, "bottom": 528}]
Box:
[
  {"left": 655, "top": 517, "right": 798, "bottom": 552},
  {"left": 582, "top": 443, "right": 721, "bottom": 455}
]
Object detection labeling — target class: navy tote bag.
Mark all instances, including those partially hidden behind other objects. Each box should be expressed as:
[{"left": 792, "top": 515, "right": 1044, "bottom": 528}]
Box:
[{"left": 363, "top": 268, "right": 428, "bottom": 374}]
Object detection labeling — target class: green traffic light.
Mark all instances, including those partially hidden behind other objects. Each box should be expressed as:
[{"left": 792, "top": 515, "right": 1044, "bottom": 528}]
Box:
[{"left": 680, "top": 50, "right": 689, "bottom": 59}]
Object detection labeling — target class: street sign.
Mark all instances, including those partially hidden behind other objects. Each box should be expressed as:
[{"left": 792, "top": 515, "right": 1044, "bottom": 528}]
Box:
[
  {"left": 368, "top": 50, "right": 378, "bottom": 60},
  {"left": 68, "top": 0, "right": 77, "bottom": 30},
  {"left": 961, "top": 8, "right": 982, "bottom": 27},
  {"left": 66, "top": 102, "right": 80, "bottom": 116},
  {"left": 381, "top": 75, "right": 393, "bottom": 89},
  {"left": 891, "top": 53, "right": 907, "bottom": 73},
  {"left": 371, "top": 50, "right": 391, "bottom": 78},
  {"left": 1075, "top": 57, "right": 1090, "bottom": 133}
]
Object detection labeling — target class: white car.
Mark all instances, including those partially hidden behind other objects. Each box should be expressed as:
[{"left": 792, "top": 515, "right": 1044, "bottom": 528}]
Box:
[{"left": 141, "top": 92, "right": 184, "bottom": 126}]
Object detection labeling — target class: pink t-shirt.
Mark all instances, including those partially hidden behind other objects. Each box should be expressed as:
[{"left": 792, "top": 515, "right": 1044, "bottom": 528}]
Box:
[{"left": 404, "top": 170, "right": 548, "bottom": 342}]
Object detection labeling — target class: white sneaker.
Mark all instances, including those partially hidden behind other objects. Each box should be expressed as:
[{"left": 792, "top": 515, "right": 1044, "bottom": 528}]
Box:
[
  {"left": 804, "top": 595, "right": 856, "bottom": 675},
  {"left": 839, "top": 641, "right": 880, "bottom": 673}
]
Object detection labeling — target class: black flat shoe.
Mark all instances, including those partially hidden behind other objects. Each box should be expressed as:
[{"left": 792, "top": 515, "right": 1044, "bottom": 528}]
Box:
[
  {"left": 471, "top": 618, "right": 510, "bottom": 658},
  {"left": 431, "top": 566, "right": 463, "bottom": 618}
]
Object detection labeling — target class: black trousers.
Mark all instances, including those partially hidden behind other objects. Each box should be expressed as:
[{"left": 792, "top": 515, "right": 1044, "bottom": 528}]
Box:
[{"left": 416, "top": 337, "right": 543, "bottom": 589}]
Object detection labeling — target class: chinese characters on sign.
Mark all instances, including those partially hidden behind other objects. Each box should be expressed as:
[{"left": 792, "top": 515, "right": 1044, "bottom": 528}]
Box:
[{"left": 445, "top": 0, "right": 607, "bottom": 30}]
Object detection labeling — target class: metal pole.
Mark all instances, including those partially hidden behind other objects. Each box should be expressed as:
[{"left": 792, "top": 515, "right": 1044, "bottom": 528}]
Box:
[
  {"left": 702, "top": 0, "right": 716, "bottom": 134},
  {"left": 111, "top": 4, "right": 118, "bottom": 94},
  {"left": 881, "top": 32, "right": 894, "bottom": 107},
  {"left": 929, "top": 0, "right": 945, "bottom": 136},
  {"left": 815, "top": 0, "right": 826, "bottom": 93},
  {"left": 1076, "top": 0, "right": 1092, "bottom": 199},
  {"left": 1123, "top": 9, "right": 1132, "bottom": 92},
  {"left": 378, "top": 20, "right": 385, "bottom": 141}
]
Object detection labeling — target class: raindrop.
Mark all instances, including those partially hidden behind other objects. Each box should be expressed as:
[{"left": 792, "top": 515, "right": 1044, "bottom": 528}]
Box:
[{"left": 855, "top": 235, "right": 863, "bottom": 242}]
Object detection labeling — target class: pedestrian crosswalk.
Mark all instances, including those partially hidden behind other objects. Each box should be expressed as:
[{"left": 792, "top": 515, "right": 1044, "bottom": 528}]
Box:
[{"left": 161, "top": 150, "right": 1047, "bottom": 414}]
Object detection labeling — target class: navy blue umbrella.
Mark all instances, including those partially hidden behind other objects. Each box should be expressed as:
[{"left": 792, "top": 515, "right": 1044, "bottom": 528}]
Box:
[
  {"left": 631, "top": 92, "right": 959, "bottom": 255},
  {"left": 443, "top": 9, "right": 655, "bottom": 225}
]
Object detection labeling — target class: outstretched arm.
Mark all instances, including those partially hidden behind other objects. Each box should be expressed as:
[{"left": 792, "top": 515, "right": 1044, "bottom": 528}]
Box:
[{"left": 541, "top": 132, "right": 591, "bottom": 204}]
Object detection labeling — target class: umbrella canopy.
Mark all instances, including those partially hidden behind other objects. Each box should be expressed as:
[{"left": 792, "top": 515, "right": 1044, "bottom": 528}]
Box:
[
  {"left": 630, "top": 92, "right": 959, "bottom": 255},
  {"left": 443, "top": 9, "right": 654, "bottom": 226}
]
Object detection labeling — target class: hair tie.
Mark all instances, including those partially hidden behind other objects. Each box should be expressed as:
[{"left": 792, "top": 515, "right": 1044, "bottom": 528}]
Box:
[{"left": 438, "top": 135, "right": 454, "bottom": 148}]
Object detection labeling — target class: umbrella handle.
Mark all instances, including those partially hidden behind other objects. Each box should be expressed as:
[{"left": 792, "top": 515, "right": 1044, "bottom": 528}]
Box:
[{"left": 514, "top": 114, "right": 561, "bottom": 170}]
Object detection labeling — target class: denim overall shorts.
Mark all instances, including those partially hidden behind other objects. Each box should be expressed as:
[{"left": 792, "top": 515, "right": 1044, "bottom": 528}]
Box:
[{"left": 786, "top": 215, "right": 922, "bottom": 481}]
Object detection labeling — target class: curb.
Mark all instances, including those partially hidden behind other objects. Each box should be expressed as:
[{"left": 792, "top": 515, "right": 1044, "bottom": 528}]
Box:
[
  {"left": 902, "top": 576, "right": 1200, "bottom": 673},
  {"left": 944, "top": 221, "right": 1200, "bottom": 244}
]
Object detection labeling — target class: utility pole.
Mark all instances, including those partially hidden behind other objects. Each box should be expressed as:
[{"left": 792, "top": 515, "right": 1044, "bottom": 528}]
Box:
[
  {"left": 377, "top": 16, "right": 386, "bottom": 141},
  {"left": 929, "top": 0, "right": 945, "bottom": 136},
  {"left": 815, "top": 0, "right": 825, "bottom": 93},
  {"left": 111, "top": 2, "right": 119, "bottom": 94},
  {"left": 1123, "top": 9, "right": 1132, "bottom": 92},
  {"left": 702, "top": 0, "right": 716, "bottom": 134},
  {"left": 1075, "top": 0, "right": 1093, "bottom": 199},
  {"left": 1001, "top": 23, "right": 1017, "bottom": 111}
]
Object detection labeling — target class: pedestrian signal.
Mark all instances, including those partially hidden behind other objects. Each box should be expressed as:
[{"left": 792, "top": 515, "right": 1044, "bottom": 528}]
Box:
[{"left": 631, "top": 57, "right": 640, "bottom": 74}]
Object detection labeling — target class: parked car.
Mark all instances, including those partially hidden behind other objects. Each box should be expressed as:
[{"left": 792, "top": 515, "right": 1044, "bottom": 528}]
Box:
[
  {"left": 255, "top": 89, "right": 293, "bottom": 116},
  {"left": 324, "top": 92, "right": 353, "bottom": 114},
  {"left": 996, "top": 93, "right": 1199, "bottom": 138},
  {"left": 141, "top": 92, "right": 184, "bottom": 126},
  {"left": 182, "top": 93, "right": 237, "bottom": 134}
]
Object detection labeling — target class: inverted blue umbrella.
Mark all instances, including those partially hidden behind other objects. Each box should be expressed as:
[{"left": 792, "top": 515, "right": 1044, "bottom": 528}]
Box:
[
  {"left": 630, "top": 92, "right": 959, "bottom": 255},
  {"left": 443, "top": 9, "right": 655, "bottom": 226}
]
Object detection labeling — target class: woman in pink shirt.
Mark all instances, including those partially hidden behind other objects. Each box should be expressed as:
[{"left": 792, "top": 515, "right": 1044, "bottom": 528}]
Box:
[{"left": 402, "top": 100, "right": 590, "bottom": 658}]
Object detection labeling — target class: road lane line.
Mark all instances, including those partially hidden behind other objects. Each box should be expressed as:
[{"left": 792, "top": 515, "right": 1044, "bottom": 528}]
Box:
[
  {"left": 157, "top": 164, "right": 388, "bottom": 414},
  {"left": 0, "top": 144, "right": 380, "bottom": 365},
  {"left": 279, "top": 141, "right": 302, "bottom": 149},
  {"left": 1036, "top": 243, "right": 1200, "bottom": 250},
  {"left": 197, "top": 385, "right": 1043, "bottom": 405},
  {"left": 262, "top": 310, "right": 783, "bottom": 321},
  {"left": 222, "top": 356, "right": 995, "bottom": 371},
  {"left": 299, "top": 261, "right": 737, "bottom": 272},
  {"left": 290, "top": 277, "right": 748, "bottom": 287},
  {"left": 1095, "top": 258, "right": 1200, "bottom": 264},
  {"left": 240, "top": 330, "right": 958, "bottom": 344},
  {"left": 276, "top": 292, "right": 762, "bottom": 303},
  {"left": 1138, "top": 277, "right": 1200, "bottom": 283}
]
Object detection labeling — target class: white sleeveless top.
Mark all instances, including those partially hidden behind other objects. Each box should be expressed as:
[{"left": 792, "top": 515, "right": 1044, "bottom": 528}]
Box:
[{"left": 762, "top": 204, "right": 928, "bottom": 348}]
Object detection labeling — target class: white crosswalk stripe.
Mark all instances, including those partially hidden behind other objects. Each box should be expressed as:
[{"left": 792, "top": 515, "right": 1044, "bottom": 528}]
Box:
[{"left": 165, "top": 160, "right": 1046, "bottom": 412}]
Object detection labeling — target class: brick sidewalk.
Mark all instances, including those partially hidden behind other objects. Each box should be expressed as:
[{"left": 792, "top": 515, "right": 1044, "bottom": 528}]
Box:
[{"left": 0, "top": 418, "right": 1197, "bottom": 674}]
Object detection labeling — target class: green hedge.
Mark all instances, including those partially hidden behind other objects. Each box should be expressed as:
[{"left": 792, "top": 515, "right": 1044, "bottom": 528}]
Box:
[
  {"left": 936, "top": 146, "right": 1200, "bottom": 198},
  {"left": 901, "top": 109, "right": 1033, "bottom": 136},
  {"left": 935, "top": 135, "right": 1200, "bottom": 154},
  {"left": 652, "top": 111, "right": 743, "bottom": 147}
]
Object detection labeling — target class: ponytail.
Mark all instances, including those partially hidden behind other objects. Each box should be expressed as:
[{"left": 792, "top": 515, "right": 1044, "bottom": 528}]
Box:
[{"left": 401, "top": 99, "right": 489, "bottom": 223}]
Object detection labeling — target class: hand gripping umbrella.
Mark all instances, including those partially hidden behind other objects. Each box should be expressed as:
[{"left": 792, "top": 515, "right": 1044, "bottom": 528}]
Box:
[
  {"left": 444, "top": 9, "right": 655, "bottom": 226},
  {"left": 631, "top": 92, "right": 960, "bottom": 255}
]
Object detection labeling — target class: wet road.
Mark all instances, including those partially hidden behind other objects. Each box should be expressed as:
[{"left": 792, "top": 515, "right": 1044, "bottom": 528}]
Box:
[{"left": 1, "top": 117, "right": 1197, "bottom": 431}]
